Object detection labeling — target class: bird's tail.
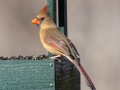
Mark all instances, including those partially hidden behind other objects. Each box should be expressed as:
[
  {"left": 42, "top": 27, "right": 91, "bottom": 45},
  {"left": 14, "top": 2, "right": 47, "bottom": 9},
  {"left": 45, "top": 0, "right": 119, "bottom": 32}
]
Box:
[
  {"left": 67, "top": 39, "right": 96, "bottom": 90},
  {"left": 76, "top": 64, "right": 96, "bottom": 90}
]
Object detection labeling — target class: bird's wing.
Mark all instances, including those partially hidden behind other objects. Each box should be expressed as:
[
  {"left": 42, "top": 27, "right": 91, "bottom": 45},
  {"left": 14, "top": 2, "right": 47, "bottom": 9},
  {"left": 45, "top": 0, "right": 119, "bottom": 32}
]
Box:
[
  {"left": 44, "top": 36, "right": 70, "bottom": 56},
  {"left": 44, "top": 36, "right": 96, "bottom": 90},
  {"left": 67, "top": 39, "right": 80, "bottom": 59}
]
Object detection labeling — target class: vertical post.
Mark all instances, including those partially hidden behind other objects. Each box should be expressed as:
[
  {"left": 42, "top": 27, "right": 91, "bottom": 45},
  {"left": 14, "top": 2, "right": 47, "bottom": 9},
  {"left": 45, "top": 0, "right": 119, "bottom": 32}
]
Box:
[
  {"left": 47, "top": 0, "right": 80, "bottom": 90},
  {"left": 47, "top": 0, "right": 56, "bottom": 57},
  {"left": 47, "top": 0, "right": 56, "bottom": 23},
  {"left": 47, "top": 0, "right": 68, "bottom": 55},
  {"left": 47, "top": 0, "right": 67, "bottom": 37},
  {"left": 58, "top": 0, "right": 67, "bottom": 36}
]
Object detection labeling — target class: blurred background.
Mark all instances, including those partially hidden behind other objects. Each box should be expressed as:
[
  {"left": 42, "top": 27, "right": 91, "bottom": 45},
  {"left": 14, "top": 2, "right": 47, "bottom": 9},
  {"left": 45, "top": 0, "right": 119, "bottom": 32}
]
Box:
[{"left": 0, "top": 0, "right": 120, "bottom": 90}]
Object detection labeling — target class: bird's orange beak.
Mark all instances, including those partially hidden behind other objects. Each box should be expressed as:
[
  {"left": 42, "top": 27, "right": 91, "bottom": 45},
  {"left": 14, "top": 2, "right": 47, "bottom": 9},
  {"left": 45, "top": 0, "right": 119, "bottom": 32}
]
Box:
[{"left": 31, "top": 18, "right": 40, "bottom": 25}]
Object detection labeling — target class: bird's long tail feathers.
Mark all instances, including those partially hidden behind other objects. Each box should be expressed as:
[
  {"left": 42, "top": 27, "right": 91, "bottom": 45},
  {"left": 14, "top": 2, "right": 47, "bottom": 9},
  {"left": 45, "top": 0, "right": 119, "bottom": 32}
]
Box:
[
  {"left": 67, "top": 38, "right": 96, "bottom": 90},
  {"left": 77, "top": 64, "right": 96, "bottom": 90}
]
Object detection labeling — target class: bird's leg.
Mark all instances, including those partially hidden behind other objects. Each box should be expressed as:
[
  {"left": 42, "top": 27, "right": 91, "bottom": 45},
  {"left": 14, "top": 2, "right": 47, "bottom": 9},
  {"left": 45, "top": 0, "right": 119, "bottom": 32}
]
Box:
[{"left": 49, "top": 55, "right": 61, "bottom": 62}]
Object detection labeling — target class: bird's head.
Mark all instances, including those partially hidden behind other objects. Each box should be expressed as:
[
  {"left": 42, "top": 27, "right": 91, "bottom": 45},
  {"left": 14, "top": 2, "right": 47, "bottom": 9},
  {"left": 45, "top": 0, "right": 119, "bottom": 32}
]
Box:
[{"left": 31, "top": 5, "right": 55, "bottom": 29}]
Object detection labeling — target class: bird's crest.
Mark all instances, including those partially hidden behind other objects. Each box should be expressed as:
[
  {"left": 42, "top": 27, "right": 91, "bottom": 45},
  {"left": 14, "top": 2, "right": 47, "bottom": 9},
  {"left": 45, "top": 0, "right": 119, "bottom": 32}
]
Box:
[{"left": 40, "top": 5, "right": 48, "bottom": 14}]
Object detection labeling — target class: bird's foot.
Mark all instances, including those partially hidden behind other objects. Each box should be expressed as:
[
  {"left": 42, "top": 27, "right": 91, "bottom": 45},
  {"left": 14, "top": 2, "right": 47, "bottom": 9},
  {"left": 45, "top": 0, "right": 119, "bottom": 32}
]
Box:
[{"left": 49, "top": 55, "right": 61, "bottom": 62}]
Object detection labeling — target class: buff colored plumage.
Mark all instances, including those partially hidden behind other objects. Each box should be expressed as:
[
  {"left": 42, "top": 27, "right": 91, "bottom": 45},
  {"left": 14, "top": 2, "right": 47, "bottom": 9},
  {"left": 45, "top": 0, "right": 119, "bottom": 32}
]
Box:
[{"left": 32, "top": 5, "right": 96, "bottom": 90}]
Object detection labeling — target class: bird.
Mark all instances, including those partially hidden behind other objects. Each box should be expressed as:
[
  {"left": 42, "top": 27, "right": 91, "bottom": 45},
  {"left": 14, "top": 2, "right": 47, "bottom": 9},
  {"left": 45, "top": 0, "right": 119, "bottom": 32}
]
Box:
[{"left": 31, "top": 5, "right": 96, "bottom": 90}]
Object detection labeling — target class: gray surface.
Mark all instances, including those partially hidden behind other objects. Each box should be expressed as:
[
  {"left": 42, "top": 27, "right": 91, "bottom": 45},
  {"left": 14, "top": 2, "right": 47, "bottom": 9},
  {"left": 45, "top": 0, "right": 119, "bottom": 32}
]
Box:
[{"left": 0, "top": 0, "right": 120, "bottom": 90}]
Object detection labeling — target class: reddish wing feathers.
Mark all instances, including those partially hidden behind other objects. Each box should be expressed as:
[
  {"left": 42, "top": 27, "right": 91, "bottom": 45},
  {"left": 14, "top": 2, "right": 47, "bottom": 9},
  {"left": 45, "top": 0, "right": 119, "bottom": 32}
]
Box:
[
  {"left": 44, "top": 36, "right": 70, "bottom": 55},
  {"left": 49, "top": 43, "right": 62, "bottom": 51}
]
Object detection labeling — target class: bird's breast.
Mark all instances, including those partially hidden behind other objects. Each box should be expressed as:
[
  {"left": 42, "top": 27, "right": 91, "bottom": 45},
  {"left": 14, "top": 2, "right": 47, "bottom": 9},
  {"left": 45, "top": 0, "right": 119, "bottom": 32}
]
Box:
[{"left": 39, "top": 29, "right": 60, "bottom": 55}]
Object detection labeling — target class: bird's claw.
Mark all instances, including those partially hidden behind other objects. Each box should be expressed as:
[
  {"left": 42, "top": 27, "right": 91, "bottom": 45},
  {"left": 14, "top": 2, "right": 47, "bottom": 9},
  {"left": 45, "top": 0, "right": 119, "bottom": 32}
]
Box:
[{"left": 49, "top": 55, "right": 61, "bottom": 63}]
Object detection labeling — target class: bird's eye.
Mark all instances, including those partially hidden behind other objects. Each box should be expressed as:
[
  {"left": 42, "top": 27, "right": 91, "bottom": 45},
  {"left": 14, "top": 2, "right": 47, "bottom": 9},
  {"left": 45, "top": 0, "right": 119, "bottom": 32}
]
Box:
[{"left": 40, "top": 17, "right": 44, "bottom": 21}]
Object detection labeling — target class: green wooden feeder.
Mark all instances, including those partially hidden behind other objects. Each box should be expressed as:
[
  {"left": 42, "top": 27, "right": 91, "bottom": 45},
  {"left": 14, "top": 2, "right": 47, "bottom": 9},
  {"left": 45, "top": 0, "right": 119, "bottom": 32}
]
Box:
[{"left": 0, "top": 0, "right": 80, "bottom": 90}]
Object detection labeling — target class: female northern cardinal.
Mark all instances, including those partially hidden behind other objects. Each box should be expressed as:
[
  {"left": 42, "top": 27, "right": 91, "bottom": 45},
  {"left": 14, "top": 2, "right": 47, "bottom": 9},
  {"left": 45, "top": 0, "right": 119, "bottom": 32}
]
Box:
[{"left": 32, "top": 5, "right": 96, "bottom": 90}]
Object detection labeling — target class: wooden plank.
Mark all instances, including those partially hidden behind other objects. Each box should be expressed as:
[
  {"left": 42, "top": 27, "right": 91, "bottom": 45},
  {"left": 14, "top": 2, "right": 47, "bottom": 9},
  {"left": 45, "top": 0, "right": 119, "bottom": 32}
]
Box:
[{"left": 0, "top": 60, "right": 55, "bottom": 90}]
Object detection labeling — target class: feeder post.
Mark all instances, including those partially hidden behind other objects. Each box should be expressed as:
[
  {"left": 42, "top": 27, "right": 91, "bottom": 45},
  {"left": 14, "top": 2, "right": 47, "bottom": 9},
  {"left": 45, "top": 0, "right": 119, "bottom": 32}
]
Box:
[
  {"left": 47, "top": 0, "right": 68, "bottom": 55},
  {"left": 47, "top": 0, "right": 80, "bottom": 90},
  {"left": 47, "top": 0, "right": 56, "bottom": 57},
  {"left": 58, "top": 0, "right": 67, "bottom": 36}
]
